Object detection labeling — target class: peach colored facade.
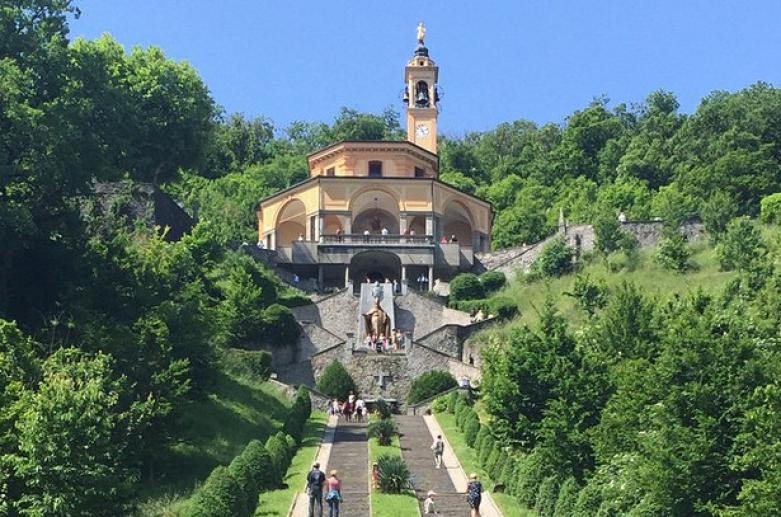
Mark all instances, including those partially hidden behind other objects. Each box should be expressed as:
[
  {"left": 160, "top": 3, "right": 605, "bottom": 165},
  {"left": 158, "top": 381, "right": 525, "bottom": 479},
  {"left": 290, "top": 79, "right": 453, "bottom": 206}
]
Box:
[{"left": 255, "top": 33, "right": 492, "bottom": 289}]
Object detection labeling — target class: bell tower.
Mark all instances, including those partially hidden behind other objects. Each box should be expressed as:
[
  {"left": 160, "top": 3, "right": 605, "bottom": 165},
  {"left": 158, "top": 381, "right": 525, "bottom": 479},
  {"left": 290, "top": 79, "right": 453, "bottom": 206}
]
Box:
[{"left": 404, "top": 22, "right": 439, "bottom": 155}]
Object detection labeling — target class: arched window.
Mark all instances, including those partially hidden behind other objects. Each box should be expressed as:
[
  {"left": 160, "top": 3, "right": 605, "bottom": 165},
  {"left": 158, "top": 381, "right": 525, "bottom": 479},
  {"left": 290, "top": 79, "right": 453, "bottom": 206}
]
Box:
[{"left": 369, "top": 161, "right": 383, "bottom": 177}]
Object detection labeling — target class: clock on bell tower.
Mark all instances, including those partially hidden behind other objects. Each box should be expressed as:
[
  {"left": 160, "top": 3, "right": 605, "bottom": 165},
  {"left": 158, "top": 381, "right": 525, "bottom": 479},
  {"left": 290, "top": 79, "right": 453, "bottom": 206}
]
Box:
[{"left": 403, "top": 22, "right": 439, "bottom": 155}]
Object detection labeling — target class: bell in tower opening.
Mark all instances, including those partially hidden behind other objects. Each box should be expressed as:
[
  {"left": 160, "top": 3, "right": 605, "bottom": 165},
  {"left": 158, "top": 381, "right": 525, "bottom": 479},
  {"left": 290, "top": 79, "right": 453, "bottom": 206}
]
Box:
[{"left": 415, "top": 81, "right": 430, "bottom": 108}]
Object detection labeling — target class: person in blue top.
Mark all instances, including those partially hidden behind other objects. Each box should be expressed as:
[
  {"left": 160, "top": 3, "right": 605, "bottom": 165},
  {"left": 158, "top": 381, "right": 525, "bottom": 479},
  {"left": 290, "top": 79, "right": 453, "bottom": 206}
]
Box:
[{"left": 466, "top": 473, "right": 483, "bottom": 517}]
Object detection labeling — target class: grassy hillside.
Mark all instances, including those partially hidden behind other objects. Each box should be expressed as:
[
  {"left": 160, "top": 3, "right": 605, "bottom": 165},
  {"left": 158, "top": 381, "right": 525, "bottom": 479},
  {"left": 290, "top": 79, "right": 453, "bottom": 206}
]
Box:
[{"left": 136, "top": 350, "right": 292, "bottom": 515}]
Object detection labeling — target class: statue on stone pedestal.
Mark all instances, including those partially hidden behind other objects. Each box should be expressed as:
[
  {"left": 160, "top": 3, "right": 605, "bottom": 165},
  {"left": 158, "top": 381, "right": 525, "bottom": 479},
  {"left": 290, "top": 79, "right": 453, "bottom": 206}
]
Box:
[
  {"left": 364, "top": 299, "right": 391, "bottom": 340},
  {"left": 416, "top": 22, "right": 426, "bottom": 45}
]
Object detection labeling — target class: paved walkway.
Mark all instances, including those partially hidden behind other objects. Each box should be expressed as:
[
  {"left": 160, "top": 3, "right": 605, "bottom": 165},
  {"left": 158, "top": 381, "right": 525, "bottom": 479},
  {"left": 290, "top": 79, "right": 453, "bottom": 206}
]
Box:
[
  {"left": 423, "top": 414, "right": 503, "bottom": 517},
  {"left": 290, "top": 415, "right": 337, "bottom": 517},
  {"left": 397, "top": 415, "right": 465, "bottom": 515}
]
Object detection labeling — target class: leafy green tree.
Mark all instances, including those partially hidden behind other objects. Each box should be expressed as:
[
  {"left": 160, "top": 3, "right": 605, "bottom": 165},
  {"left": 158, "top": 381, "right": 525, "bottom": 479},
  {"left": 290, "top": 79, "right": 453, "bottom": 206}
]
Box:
[
  {"left": 535, "top": 238, "right": 574, "bottom": 277},
  {"left": 716, "top": 217, "right": 768, "bottom": 272},
  {"left": 449, "top": 273, "right": 485, "bottom": 302},
  {"left": 9, "top": 349, "right": 151, "bottom": 516},
  {"left": 700, "top": 190, "right": 738, "bottom": 242},
  {"left": 407, "top": 371, "right": 457, "bottom": 404},
  {"left": 655, "top": 231, "right": 692, "bottom": 272},
  {"left": 564, "top": 274, "right": 608, "bottom": 317},
  {"left": 759, "top": 192, "right": 781, "bottom": 224},
  {"left": 593, "top": 213, "right": 622, "bottom": 256}
]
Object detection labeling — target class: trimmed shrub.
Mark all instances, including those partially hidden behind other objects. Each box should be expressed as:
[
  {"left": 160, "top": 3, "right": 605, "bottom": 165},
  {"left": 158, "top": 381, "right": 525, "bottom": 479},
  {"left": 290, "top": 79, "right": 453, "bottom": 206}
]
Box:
[
  {"left": 445, "top": 391, "right": 459, "bottom": 413},
  {"left": 572, "top": 481, "right": 602, "bottom": 517},
  {"left": 484, "top": 443, "right": 503, "bottom": 481},
  {"left": 455, "top": 398, "right": 469, "bottom": 429},
  {"left": 261, "top": 304, "right": 300, "bottom": 346},
  {"left": 473, "top": 426, "right": 491, "bottom": 455},
  {"left": 480, "top": 271, "right": 506, "bottom": 293},
  {"left": 760, "top": 192, "right": 781, "bottom": 223},
  {"left": 243, "top": 439, "right": 275, "bottom": 490},
  {"left": 316, "top": 360, "right": 357, "bottom": 401},
  {"left": 449, "top": 273, "right": 485, "bottom": 302},
  {"left": 515, "top": 452, "right": 548, "bottom": 508},
  {"left": 188, "top": 466, "right": 244, "bottom": 517},
  {"left": 375, "top": 398, "right": 392, "bottom": 419},
  {"left": 408, "top": 370, "right": 457, "bottom": 404},
  {"left": 553, "top": 477, "right": 580, "bottom": 517},
  {"left": 228, "top": 452, "right": 260, "bottom": 517},
  {"left": 265, "top": 434, "right": 290, "bottom": 485},
  {"left": 376, "top": 454, "right": 412, "bottom": 494},
  {"left": 507, "top": 459, "right": 523, "bottom": 496},
  {"left": 535, "top": 476, "right": 559, "bottom": 517},
  {"left": 487, "top": 296, "right": 519, "bottom": 320},
  {"left": 463, "top": 411, "right": 481, "bottom": 447},
  {"left": 283, "top": 387, "right": 312, "bottom": 443},
  {"left": 478, "top": 433, "right": 495, "bottom": 468},
  {"left": 431, "top": 395, "right": 448, "bottom": 413},
  {"left": 284, "top": 434, "right": 297, "bottom": 456},
  {"left": 498, "top": 458, "right": 515, "bottom": 487},
  {"left": 368, "top": 418, "right": 397, "bottom": 446}
]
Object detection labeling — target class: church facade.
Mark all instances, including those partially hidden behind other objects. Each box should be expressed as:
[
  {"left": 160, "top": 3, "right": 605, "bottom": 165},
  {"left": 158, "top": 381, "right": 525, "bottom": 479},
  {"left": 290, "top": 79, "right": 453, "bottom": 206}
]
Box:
[{"left": 256, "top": 29, "right": 492, "bottom": 290}]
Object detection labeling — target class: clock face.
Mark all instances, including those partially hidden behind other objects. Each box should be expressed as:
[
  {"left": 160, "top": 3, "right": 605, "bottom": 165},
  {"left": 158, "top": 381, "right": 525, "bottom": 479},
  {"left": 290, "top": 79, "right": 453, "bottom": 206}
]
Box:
[{"left": 415, "top": 123, "right": 430, "bottom": 137}]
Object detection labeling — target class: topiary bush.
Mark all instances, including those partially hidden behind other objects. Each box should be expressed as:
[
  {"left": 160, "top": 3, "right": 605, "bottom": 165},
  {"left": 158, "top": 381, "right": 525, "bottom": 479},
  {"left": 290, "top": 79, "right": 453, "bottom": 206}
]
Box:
[
  {"left": 283, "top": 386, "right": 312, "bottom": 443},
  {"left": 188, "top": 466, "right": 244, "bottom": 517},
  {"left": 463, "top": 411, "right": 481, "bottom": 447},
  {"left": 431, "top": 395, "right": 449, "bottom": 413},
  {"left": 553, "top": 477, "right": 580, "bottom": 517},
  {"left": 265, "top": 434, "right": 290, "bottom": 485},
  {"left": 478, "top": 433, "right": 495, "bottom": 468},
  {"left": 368, "top": 417, "right": 397, "bottom": 446},
  {"left": 407, "top": 370, "right": 457, "bottom": 404},
  {"left": 535, "top": 476, "right": 560, "bottom": 517},
  {"left": 485, "top": 443, "right": 503, "bottom": 481},
  {"left": 243, "top": 439, "right": 275, "bottom": 490},
  {"left": 316, "top": 360, "right": 357, "bottom": 401},
  {"left": 445, "top": 390, "right": 459, "bottom": 413},
  {"left": 261, "top": 303, "right": 300, "bottom": 346},
  {"left": 480, "top": 271, "right": 506, "bottom": 293},
  {"left": 376, "top": 454, "right": 412, "bottom": 494},
  {"left": 514, "top": 451, "right": 548, "bottom": 508},
  {"left": 449, "top": 273, "right": 485, "bottom": 302},
  {"left": 228, "top": 451, "right": 260, "bottom": 517},
  {"left": 498, "top": 457, "right": 516, "bottom": 487},
  {"left": 572, "top": 481, "right": 602, "bottom": 517},
  {"left": 474, "top": 426, "right": 490, "bottom": 455},
  {"left": 454, "top": 396, "right": 469, "bottom": 429}
]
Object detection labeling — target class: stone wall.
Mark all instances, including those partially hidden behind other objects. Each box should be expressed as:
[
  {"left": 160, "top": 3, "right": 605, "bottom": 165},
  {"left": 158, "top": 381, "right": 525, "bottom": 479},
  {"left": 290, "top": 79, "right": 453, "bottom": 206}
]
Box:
[{"left": 292, "top": 289, "right": 360, "bottom": 340}]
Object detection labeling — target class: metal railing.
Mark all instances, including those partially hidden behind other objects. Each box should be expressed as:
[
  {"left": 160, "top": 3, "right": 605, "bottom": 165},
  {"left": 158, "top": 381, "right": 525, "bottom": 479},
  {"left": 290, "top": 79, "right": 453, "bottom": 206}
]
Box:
[{"left": 320, "top": 233, "right": 434, "bottom": 245}]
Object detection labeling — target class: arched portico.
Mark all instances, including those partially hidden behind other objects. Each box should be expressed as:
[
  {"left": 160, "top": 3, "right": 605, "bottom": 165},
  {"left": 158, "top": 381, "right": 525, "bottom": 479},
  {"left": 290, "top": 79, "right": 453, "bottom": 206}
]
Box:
[
  {"left": 275, "top": 198, "right": 307, "bottom": 246},
  {"left": 349, "top": 188, "right": 401, "bottom": 235},
  {"left": 441, "top": 200, "right": 474, "bottom": 246}
]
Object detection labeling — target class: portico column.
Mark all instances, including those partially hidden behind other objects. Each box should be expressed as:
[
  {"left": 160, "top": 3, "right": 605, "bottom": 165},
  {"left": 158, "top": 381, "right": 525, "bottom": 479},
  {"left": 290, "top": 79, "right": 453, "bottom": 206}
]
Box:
[
  {"left": 425, "top": 215, "right": 434, "bottom": 238},
  {"left": 400, "top": 214, "right": 408, "bottom": 234},
  {"left": 318, "top": 215, "right": 324, "bottom": 242},
  {"left": 271, "top": 231, "right": 277, "bottom": 250},
  {"left": 318, "top": 265, "right": 324, "bottom": 291},
  {"left": 344, "top": 265, "right": 350, "bottom": 288},
  {"left": 428, "top": 265, "right": 434, "bottom": 292}
]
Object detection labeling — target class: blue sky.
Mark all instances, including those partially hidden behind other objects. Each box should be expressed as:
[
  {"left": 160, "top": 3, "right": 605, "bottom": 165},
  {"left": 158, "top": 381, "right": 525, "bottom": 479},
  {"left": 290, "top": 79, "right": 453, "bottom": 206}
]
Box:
[{"left": 70, "top": 1, "right": 781, "bottom": 136}]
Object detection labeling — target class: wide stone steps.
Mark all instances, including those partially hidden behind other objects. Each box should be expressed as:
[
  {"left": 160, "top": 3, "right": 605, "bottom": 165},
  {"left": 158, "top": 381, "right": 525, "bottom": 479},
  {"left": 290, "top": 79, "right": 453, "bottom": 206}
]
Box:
[
  {"left": 396, "top": 415, "right": 470, "bottom": 516},
  {"left": 327, "top": 421, "right": 369, "bottom": 516}
]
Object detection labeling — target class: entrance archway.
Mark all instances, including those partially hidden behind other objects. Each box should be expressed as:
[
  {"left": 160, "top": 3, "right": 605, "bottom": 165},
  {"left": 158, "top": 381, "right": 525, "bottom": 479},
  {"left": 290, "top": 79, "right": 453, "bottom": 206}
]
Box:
[{"left": 350, "top": 250, "right": 401, "bottom": 286}]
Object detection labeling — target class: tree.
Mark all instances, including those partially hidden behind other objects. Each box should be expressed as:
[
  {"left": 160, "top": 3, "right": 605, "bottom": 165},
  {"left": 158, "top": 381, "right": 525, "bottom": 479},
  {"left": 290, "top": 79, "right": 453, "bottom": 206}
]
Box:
[
  {"left": 760, "top": 192, "right": 781, "bottom": 224},
  {"left": 564, "top": 274, "right": 608, "bottom": 317},
  {"left": 655, "top": 231, "right": 692, "bottom": 272},
  {"left": 9, "top": 349, "right": 150, "bottom": 516},
  {"left": 535, "top": 238, "right": 574, "bottom": 277},
  {"left": 408, "top": 371, "right": 457, "bottom": 404},
  {"left": 449, "top": 273, "right": 485, "bottom": 302},
  {"left": 593, "top": 213, "right": 622, "bottom": 256},
  {"left": 700, "top": 191, "right": 738, "bottom": 242},
  {"left": 316, "top": 360, "right": 356, "bottom": 401},
  {"left": 716, "top": 217, "right": 768, "bottom": 272}
]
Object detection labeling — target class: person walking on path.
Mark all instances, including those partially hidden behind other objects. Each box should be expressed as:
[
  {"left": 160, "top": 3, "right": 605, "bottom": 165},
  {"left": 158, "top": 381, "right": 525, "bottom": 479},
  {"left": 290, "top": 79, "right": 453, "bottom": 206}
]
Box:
[
  {"left": 466, "top": 473, "right": 483, "bottom": 517},
  {"left": 423, "top": 490, "right": 437, "bottom": 514},
  {"left": 324, "top": 470, "right": 342, "bottom": 517},
  {"left": 430, "top": 434, "right": 445, "bottom": 469},
  {"left": 306, "top": 462, "right": 326, "bottom": 517}
]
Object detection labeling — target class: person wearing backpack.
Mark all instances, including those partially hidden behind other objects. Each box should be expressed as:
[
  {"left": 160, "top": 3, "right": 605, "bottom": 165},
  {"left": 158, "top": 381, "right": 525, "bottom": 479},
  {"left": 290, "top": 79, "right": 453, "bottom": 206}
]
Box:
[
  {"left": 306, "top": 462, "right": 326, "bottom": 517},
  {"left": 466, "top": 473, "right": 483, "bottom": 517},
  {"left": 430, "top": 435, "right": 445, "bottom": 469}
]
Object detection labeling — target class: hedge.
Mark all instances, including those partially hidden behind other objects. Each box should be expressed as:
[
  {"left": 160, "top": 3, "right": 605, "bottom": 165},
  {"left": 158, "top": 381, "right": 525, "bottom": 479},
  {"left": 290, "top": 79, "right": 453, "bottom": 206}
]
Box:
[
  {"left": 463, "top": 411, "right": 480, "bottom": 447},
  {"left": 445, "top": 391, "right": 459, "bottom": 413},
  {"left": 188, "top": 466, "right": 244, "bottom": 517},
  {"left": 480, "top": 271, "right": 507, "bottom": 293},
  {"left": 243, "top": 439, "right": 275, "bottom": 490},
  {"left": 228, "top": 451, "right": 261, "bottom": 517},
  {"left": 261, "top": 304, "right": 300, "bottom": 346},
  {"left": 535, "top": 476, "right": 559, "bottom": 517},
  {"left": 407, "top": 370, "right": 457, "bottom": 404},
  {"left": 265, "top": 433, "right": 292, "bottom": 485},
  {"left": 449, "top": 273, "right": 485, "bottom": 302},
  {"left": 283, "top": 387, "right": 312, "bottom": 443},
  {"left": 760, "top": 192, "right": 781, "bottom": 223},
  {"left": 553, "top": 477, "right": 580, "bottom": 517}
]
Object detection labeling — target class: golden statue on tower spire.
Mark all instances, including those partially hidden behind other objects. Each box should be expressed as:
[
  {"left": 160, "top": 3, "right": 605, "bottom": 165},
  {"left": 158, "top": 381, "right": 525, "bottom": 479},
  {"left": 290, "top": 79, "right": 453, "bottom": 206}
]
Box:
[{"left": 416, "top": 22, "right": 426, "bottom": 45}]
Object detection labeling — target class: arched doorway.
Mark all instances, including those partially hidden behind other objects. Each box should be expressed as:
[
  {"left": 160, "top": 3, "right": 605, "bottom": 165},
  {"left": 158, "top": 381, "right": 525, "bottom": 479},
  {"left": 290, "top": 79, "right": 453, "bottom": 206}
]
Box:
[
  {"left": 350, "top": 189, "right": 400, "bottom": 235},
  {"left": 441, "top": 201, "right": 474, "bottom": 247},
  {"left": 275, "top": 199, "right": 306, "bottom": 246},
  {"left": 350, "top": 250, "right": 401, "bottom": 286}
]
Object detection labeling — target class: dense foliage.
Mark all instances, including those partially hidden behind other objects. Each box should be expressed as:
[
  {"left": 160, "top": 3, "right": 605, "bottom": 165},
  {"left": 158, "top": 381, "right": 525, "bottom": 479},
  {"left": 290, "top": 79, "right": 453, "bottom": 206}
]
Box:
[
  {"left": 316, "top": 360, "right": 357, "bottom": 401},
  {"left": 407, "top": 370, "right": 457, "bottom": 404}
]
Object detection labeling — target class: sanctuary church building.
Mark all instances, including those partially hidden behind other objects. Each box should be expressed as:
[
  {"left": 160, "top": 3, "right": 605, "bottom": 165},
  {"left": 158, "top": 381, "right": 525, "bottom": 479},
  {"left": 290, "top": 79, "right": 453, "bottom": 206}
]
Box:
[{"left": 257, "top": 26, "right": 492, "bottom": 291}]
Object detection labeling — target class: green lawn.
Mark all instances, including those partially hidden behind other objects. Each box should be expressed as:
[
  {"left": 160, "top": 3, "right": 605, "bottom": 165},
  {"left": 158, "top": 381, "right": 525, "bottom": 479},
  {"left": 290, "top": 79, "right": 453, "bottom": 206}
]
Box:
[
  {"left": 368, "top": 433, "right": 420, "bottom": 517},
  {"left": 134, "top": 350, "right": 292, "bottom": 515},
  {"left": 493, "top": 242, "right": 736, "bottom": 330},
  {"left": 435, "top": 413, "right": 534, "bottom": 517},
  {"left": 255, "top": 411, "right": 328, "bottom": 516}
]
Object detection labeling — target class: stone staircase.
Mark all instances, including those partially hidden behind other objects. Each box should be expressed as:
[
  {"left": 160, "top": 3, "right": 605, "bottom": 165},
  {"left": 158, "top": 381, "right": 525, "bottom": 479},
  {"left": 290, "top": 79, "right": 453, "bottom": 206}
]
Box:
[
  {"left": 397, "top": 415, "right": 467, "bottom": 516},
  {"left": 326, "top": 421, "right": 369, "bottom": 516}
]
